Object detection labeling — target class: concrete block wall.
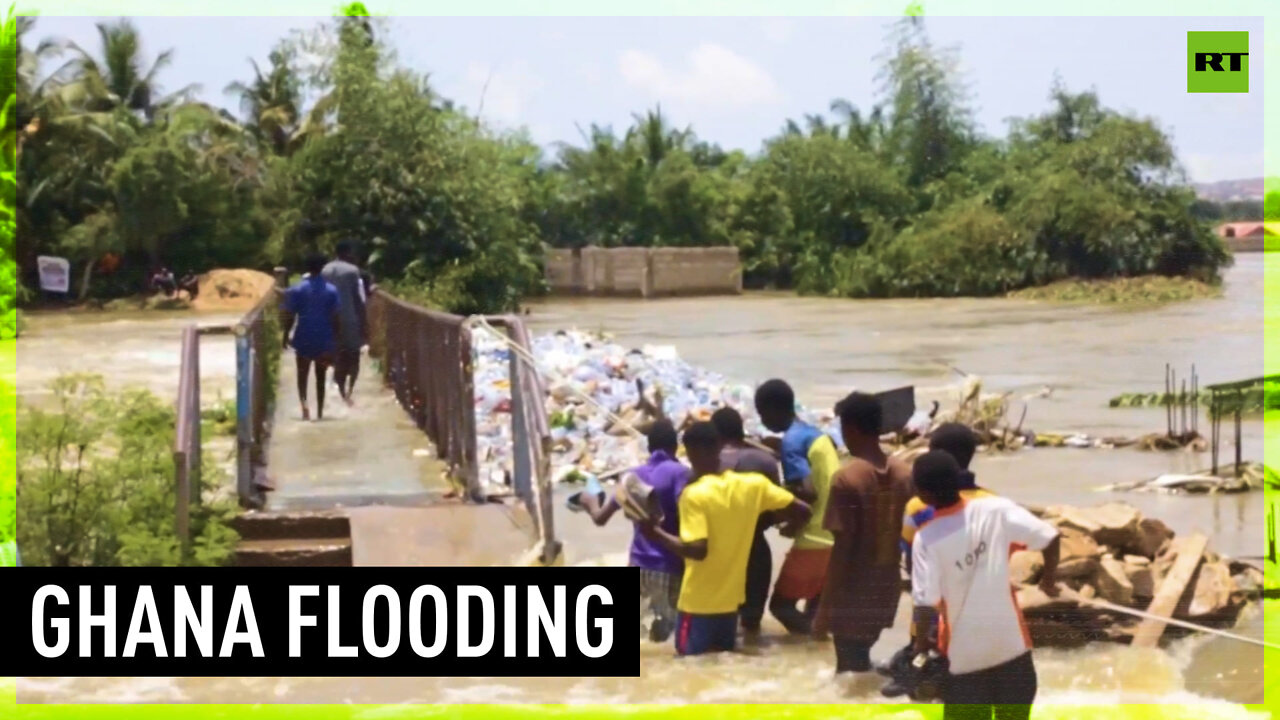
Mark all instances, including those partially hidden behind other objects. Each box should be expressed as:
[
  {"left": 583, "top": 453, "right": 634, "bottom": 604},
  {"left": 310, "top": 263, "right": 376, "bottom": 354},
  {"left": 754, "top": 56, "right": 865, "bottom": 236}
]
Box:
[
  {"left": 544, "top": 249, "right": 579, "bottom": 289},
  {"left": 649, "top": 247, "right": 742, "bottom": 296},
  {"left": 544, "top": 246, "right": 742, "bottom": 297},
  {"left": 1224, "top": 235, "right": 1267, "bottom": 253}
]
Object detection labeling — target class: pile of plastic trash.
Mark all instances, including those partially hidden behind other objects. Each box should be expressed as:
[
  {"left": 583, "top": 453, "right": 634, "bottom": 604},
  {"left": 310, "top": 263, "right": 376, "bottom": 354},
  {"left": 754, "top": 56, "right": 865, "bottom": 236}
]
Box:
[{"left": 472, "top": 329, "right": 841, "bottom": 490}]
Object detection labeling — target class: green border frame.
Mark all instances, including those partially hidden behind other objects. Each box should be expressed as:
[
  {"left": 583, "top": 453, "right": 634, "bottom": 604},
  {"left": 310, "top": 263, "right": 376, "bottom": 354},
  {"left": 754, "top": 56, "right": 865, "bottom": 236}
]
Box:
[{"left": 2, "top": 1, "right": 1276, "bottom": 718}]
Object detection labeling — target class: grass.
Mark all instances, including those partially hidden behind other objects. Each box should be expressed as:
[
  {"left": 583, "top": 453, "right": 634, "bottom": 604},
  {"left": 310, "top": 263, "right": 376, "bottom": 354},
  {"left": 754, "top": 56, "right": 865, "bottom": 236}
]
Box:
[
  {"left": 1008, "top": 275, "right": 1221, "bottom": 304},
  {"left": 200, "top": 397, "right": 238, "bottom": 437}
]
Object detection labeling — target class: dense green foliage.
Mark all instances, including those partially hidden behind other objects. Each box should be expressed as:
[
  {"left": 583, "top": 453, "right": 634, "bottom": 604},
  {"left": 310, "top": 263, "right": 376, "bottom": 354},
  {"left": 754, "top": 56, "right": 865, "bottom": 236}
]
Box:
[
  {"left": 16, "top": 375, "right": 238, "bottom": 566},
  {"left": 0, "top": 373, "right": 13, "bottom": 548},
  {"left": 14, "top": 11, "right": 1232, "bottom": 313},
  {"left": 1191, "top": 198, "right": 1265, "bottom": 223},
  {"left": 2, "top": 7, "right": 18, "bottom": 336}
]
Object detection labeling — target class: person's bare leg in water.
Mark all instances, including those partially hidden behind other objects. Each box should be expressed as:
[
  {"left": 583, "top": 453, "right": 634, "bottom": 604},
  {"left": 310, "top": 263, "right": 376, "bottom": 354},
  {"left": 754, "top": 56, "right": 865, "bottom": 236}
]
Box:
[
  {"left": 296, "top": 355, "right": 313, "bottom": 421},
  {"left": 315, "top": 357, "right": 331, "bottom": 420},
  {"left": 344, "top": 349, "right": 360, "bottom": 403},
  {"left": 332, "top": 356, "right": 349, "bottom": 405}
]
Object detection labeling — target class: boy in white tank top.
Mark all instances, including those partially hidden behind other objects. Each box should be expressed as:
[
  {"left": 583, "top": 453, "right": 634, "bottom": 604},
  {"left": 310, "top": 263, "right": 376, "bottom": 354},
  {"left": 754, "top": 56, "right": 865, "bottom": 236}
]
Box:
[{"left": 909, "top": 451, "right": 1062, "bottom": 720}]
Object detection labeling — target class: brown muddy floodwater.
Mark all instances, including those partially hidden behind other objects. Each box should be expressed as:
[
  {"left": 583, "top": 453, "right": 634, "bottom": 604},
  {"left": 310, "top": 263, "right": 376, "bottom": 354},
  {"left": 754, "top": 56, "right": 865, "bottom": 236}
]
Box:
[{"left": 15, "top": 255, "right": 1272, "bottom": 707}]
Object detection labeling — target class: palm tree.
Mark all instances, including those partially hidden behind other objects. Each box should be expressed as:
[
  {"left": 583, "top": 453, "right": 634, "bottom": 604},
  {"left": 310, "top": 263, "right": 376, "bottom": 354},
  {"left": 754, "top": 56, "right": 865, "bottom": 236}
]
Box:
[
  {"left": 831, "top": 98, "right": 887, "bottom": 150},
  {"left": 8, "top": 13, "right": 66, "bottom": 154},
  {"left": 48, "top": 18, "right": 199, "bottom": 121},
  {"left": 225, "top": 47, "right": 302, "bottom": 155},
  {"left": 626, "top": 106, "right": 691, "bottom": 168}
]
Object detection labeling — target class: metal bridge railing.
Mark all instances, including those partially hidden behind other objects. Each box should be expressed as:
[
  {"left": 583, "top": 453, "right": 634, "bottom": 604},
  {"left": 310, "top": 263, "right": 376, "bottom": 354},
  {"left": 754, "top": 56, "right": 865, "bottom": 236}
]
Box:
[
  {"left": 367, "top": 292, "right": 558, "bottom": 560},
  {"left": 368, "top": 290, "right": 480, "bottom": 500},
  {"left": 235, "top": 284, "right": 282, "bottom": 509},
  {"left": 173, "top": 324, "right": 201, "bottom": 555},
  {"left": 486, "top": 314, "right": 558, "bottom": 562}
]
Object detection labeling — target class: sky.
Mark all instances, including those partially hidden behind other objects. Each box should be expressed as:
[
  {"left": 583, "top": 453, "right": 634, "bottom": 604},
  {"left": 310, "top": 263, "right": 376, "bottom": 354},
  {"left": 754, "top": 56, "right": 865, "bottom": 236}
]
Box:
[{"left": 31, "top": 15, "right": 1265, "bottom": 183}]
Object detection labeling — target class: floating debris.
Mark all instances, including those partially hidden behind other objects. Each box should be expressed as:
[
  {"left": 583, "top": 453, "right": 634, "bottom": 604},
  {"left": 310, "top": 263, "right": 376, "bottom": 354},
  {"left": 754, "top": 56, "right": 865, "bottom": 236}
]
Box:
[
  {"left": 1096, "top": 463, "right": 1274, "bottom": 494},
  {"left": 470, "top": 329, "right": 1204, "bottom": 493}
]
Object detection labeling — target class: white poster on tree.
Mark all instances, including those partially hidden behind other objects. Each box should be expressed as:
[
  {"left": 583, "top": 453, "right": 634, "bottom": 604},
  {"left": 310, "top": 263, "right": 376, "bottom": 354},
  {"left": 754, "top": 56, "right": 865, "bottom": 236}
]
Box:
[{"left": 37, "top": 255, "right": 71, "bottom": 294}]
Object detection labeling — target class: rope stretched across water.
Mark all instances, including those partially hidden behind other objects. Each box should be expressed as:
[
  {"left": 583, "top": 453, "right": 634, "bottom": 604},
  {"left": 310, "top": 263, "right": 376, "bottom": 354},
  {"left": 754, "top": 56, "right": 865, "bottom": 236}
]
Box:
[{"left": 1059, "top": 588, "right": 1279, "bottom": 650}]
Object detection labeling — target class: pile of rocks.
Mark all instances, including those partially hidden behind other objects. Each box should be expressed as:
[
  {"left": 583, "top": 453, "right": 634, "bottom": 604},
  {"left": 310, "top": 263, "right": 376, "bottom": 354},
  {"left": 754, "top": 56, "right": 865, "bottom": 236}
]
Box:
[{"left": 1011, "top": 502, "right": 1262, "bottom": 647}]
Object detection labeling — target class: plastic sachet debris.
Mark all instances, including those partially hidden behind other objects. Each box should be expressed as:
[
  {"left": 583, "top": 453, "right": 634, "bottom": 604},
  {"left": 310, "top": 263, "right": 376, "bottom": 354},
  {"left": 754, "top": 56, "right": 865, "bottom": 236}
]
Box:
[{"left": 469, "top": 329, "right": 841, "bottom": 493}]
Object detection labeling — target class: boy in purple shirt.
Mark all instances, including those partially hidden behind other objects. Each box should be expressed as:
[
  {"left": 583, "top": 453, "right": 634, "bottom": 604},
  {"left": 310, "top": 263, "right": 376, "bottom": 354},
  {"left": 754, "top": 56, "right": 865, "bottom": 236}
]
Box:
[{"left": 581, "top": 419, "right": 690, "bottom": 642}]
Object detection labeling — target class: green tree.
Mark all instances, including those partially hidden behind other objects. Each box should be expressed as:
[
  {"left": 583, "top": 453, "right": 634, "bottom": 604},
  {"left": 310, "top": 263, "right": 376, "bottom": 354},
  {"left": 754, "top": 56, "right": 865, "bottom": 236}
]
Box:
[
  {"left": 278, "top": 13, "right": 542, "bottom": 313},
  {"left": 108, "top": 103, "right": 263, "bottom": 271},
  {"left": 878, "top": 16, "right": 975, "bottom": 194},
  {"left": 1004, "top": 82, "right": 1228, "bottom": 282},
  {"left": 225, "top": 44, "right": 303, "bottom": 156},
  {"left": 49, "top": 18, "right": 199, "bottom": 120}
]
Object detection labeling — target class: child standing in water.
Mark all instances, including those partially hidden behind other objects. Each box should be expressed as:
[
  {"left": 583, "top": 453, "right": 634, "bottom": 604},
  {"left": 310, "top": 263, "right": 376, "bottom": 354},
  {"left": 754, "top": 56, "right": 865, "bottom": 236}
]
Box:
[
  {"left": 817, "top": 392, "right": 914, "bottom": 674},
  {"left": 753, "top": 378, "right": 841, "bottom": 635},
  {"left": 637, "top": 422, "right": 811, "bottom": 656},
  {"left": 580, "top": 419, "right": 690, "bottom": 642}
]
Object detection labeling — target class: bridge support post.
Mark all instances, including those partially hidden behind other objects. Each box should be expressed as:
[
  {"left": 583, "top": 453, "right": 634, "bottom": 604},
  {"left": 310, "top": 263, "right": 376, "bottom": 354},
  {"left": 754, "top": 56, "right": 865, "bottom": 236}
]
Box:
[
  {"left": 509, "top": 329, "right": 534, "bottom": 515},
  {"left": 235, "top": 330, "right": 254, "bottom": 507}
]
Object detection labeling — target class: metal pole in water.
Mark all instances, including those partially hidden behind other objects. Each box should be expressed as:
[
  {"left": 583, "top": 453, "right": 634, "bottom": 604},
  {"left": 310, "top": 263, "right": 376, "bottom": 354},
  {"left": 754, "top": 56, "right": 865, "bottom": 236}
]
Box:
[
  {"left": 1234, "top": 407, "right": 1242, "bottom": 477},
  {"left": 1182, "top": 363, "right": 1192, "bottom": 430},
  {"left": 1180, "top": 379, "right": 1188, "bottom": 438},
  {"left": 1210, "top": 391, "right": 1220, "bottom": 475}
]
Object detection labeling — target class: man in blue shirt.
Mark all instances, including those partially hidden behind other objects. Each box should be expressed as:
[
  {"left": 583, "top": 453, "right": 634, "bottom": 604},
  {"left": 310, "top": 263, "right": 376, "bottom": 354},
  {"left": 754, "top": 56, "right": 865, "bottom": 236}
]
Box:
[{"left": 281, "top": 254, "right": 341, "bottom": 421}]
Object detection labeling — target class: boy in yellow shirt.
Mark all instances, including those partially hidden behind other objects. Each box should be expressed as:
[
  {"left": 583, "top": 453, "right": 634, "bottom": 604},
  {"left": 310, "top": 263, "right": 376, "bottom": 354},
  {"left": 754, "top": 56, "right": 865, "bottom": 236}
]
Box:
[{"left": 638, "top": 421, "right": 812, "bottom": 656}]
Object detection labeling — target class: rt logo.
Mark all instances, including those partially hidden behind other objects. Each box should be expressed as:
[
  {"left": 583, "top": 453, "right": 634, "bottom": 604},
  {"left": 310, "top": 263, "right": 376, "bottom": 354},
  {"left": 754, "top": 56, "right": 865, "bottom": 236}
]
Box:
[{"left": 1187, "top": 31, "right": 1249, "bottom": 93}]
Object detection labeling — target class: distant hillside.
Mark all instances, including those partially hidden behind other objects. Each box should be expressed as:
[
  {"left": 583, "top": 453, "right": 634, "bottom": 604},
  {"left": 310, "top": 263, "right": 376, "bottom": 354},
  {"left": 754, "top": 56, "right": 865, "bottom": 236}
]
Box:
[{"left": 1194, "top": 177, "right": 1266, "bottom": 202}]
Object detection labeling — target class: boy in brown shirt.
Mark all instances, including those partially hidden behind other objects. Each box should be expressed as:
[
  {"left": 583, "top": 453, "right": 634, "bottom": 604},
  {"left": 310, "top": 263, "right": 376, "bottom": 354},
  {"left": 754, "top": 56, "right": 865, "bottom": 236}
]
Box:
[{"left": 816, "top": 392, "right": 915, "bottom": 674}]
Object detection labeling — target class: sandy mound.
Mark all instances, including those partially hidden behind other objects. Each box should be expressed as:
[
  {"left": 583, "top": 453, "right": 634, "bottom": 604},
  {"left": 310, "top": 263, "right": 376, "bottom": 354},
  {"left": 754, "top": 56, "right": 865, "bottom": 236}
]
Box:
[{"left": 191, "top": 269, "right": 276, "bottom": 312}]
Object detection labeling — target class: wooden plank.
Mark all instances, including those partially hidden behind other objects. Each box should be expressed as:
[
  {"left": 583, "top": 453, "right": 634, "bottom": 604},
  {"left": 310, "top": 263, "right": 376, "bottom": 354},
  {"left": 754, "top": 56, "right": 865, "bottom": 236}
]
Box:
[{"left": 1131, "top": 533, "right": 1208, "bottom": 648}]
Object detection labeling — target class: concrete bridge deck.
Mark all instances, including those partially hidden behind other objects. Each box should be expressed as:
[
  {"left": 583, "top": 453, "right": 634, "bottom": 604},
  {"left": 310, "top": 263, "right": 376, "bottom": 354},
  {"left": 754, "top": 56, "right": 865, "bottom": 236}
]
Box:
[{"left": 257, "top": 349, "right": 534, "bottom": 566}]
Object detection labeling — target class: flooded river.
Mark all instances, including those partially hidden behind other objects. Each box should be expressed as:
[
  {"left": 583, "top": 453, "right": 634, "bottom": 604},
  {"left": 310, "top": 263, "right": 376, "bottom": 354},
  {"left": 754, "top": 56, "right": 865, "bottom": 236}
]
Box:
[{"left": 15, "top": 254, "right": 1273, "bottom": 706}]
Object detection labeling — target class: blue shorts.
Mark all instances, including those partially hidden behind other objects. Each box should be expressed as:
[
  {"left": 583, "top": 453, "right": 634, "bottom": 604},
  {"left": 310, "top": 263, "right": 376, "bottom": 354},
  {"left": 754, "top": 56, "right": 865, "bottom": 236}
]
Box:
[{"left": 675, "top": 612, "right": 737, "bottom": 656}]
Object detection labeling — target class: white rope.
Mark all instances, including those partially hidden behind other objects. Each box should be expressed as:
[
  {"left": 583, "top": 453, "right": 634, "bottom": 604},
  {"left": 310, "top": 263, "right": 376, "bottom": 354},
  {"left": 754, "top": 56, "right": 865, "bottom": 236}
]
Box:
[{"left": 1058, "top": 588, "right": 1278, "bottom": 650}]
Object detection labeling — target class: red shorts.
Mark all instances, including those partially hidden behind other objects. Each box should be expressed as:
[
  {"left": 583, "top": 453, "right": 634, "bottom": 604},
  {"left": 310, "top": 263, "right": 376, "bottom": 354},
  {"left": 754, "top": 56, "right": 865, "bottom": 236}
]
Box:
[{"left": 772, "top": 547, "right": 831, "bottom": 601}]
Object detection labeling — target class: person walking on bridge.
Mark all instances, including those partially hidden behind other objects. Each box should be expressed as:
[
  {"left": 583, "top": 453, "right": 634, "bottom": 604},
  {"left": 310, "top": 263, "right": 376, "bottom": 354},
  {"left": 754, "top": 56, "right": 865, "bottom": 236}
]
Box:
[
  {"left": 322, "top": 241, "right": 368, "bottom": 406},
  {"left": 282, "top": 254, "right": 341, "bottom": 421}
]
